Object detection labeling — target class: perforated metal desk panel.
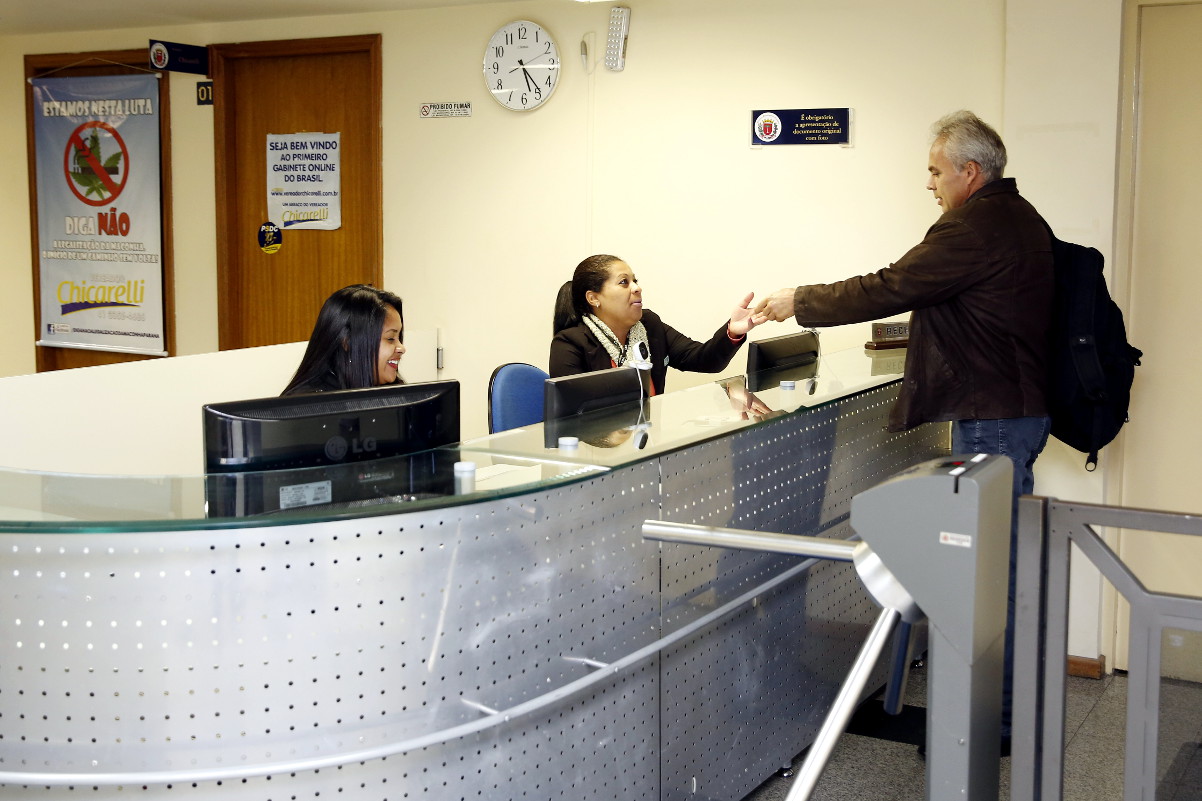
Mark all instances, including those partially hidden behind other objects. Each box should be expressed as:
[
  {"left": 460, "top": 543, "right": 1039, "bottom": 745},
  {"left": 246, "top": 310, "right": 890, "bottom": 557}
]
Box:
[{"left": 0, "top": 348, "right": 945, "bottom": 800}]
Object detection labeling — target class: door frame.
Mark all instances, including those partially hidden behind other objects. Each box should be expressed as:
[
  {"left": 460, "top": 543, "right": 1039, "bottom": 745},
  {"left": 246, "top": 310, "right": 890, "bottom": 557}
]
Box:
[
  {"left": 210, "top": 34, "right": 383, "bottom": 350},
  {"left": 1106, "top": 0, "right": 1202, "bottom": 671}
]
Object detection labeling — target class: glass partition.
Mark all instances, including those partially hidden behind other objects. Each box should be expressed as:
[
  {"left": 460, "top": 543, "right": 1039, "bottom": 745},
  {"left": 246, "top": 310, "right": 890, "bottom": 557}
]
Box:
[
  {"left": 0, "top": 347, "right": 903, "bottom": 532},
  {"left": 0, "top": 451, "right": 608, "bottom": 533},
  {"left": 463, "top": 347, "right": 903, "bottom": 468}
]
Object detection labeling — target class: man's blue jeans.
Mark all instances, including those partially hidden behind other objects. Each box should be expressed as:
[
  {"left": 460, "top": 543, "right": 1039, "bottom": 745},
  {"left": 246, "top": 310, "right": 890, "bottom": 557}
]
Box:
[{"left": 951, "top": 416, "right": 1051, "bottom": 738}]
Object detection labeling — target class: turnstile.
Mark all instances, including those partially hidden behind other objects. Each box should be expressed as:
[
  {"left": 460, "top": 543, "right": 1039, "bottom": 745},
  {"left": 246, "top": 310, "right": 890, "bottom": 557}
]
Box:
[{"left": 644, "top": 453, "right": 1012, "bottom": 800}]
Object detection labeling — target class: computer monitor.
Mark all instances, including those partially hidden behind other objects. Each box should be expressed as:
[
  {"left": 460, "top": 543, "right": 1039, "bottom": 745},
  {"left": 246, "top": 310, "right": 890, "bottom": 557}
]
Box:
[
  {"left": 543, "top": 367, "right": 650, "bottom": 420},
  {"left": 202, "top": 380, "right": 460, "bottom": 517},
  {"left": 542, "top": 367, "right": 651, "bottom": 449},
  {"left": 542, "top": 398, "right": 651, "bottom": 450},
  {"left": 746, "top": 330, "right": 820, "bottom": 392}
]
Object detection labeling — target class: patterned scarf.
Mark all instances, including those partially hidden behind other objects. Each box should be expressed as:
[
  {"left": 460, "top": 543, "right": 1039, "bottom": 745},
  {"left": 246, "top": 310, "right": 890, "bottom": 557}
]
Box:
[{"left": 584, "top": 314, "right": 649, "bottom": 368}]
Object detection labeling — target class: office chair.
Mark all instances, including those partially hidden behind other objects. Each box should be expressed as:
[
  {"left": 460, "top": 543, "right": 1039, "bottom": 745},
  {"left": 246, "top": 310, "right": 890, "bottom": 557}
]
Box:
[{"left": 488, "top": 362, "right": 549, "bottom": 433}]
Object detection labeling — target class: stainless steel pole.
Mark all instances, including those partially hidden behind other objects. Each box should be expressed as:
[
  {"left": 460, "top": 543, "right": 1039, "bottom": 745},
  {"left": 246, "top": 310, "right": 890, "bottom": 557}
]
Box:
[
  {"left": 785, "top": 607, "right": 902, "bottom": 801},
  {"left": 641, "top": 520, "right": 859, "bottom": 562}
]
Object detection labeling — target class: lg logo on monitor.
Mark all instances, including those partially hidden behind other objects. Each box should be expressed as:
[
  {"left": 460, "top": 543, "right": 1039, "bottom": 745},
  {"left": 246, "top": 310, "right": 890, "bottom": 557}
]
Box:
[{"left": 324, "top": 436, "right": 377, "bottom": 461}]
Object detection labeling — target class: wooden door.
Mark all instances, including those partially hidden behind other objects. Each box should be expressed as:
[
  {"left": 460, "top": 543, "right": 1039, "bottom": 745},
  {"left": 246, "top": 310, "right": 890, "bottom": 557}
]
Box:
[
  {"left": 211, "top": 35, "right": 382, "bottom": 350},
  {"left": 23, "top": 49, "right": 175, "bottom": 372}
]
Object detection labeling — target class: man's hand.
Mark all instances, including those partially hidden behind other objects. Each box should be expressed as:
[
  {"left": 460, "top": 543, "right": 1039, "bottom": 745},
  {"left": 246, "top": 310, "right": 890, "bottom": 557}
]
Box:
[{"left": 752, "top": 288, "right": 797, "bottom": 323}]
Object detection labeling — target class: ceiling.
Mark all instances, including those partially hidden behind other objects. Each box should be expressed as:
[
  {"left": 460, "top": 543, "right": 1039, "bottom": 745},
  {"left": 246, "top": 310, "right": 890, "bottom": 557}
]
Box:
[{"left": 0, "top": 0, "right": 524, "bottom": 36}]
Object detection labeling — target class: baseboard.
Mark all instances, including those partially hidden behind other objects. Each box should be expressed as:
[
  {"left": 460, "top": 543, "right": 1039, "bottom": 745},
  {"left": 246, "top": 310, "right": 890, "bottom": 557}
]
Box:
[{"left": 1067, "top": 654, "right": 1106, "bottom": 679}]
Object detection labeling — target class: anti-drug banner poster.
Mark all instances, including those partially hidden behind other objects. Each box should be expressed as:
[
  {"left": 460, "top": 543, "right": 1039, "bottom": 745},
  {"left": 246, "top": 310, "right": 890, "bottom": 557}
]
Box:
[
  {"left": 31, "top": 74, "right": 166, "bottom": 356},
  {"left": 267, "top": 133, "right": 342, "bottom": 230}
]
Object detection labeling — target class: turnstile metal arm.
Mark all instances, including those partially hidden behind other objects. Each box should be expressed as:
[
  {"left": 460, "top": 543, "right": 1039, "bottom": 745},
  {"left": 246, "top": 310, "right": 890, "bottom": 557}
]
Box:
[
  {"left": 641, "top": 520, "right": 858, "bottom": 562},
  {"left": 641, "top": 520, "right": 924, "bottom": 800},
  {"left": 881, "top": 620, "right": 916, "bottom": 716},
  {"left": 787, "top": 607, "right": 902, "bottom": 801}
]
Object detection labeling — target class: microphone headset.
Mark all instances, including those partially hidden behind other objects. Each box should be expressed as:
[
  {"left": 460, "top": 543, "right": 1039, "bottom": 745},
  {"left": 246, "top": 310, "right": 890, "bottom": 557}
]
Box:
[
  {"left": 632, "top": 420, "right": 650, "bottom": 449},
  {"left": 627, "top": 341, "right": 652, "bottom": 448},
  {"left": 632, "top": 421, "right": 650, "bottom": 449},
  {"left": 628, "top": 340, "right": 652, "bottom": 371}
]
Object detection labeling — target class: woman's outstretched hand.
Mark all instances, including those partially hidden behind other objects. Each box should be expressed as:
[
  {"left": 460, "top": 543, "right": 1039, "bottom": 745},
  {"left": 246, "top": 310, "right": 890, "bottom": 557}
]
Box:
[{"left": 728, "top": 292, "right": 766, "bottom": 338}]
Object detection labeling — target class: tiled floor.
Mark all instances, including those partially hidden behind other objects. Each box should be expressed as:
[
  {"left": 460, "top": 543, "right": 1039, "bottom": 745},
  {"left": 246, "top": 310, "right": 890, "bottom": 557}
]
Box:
[{"left": 742, "top": 666, "right": 1202, "bottom": 801}]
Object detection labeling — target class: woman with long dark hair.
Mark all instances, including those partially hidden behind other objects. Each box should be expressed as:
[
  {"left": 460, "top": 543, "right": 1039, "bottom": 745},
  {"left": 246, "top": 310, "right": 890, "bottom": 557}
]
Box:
[
  {"left": 282, "top": 285, "right": 406, "bottom": 396},
  {"left": 550, "top": 254, "right": 760, "bottom": 395}
]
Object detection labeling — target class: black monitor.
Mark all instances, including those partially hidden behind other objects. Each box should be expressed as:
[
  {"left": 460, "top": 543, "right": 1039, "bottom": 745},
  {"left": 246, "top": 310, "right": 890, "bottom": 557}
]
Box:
[
  {"left": 542, "top": 367, "right": 651, "bottom": 448},
  {"left": 543, "top": 367, "right": 650, "bottom": 420},
  {"left": 542, "top": 399, "right": 651, "bottom": 450},
  {"left": 746, "top": 330, "right": 820, "bottom": 392},
  {"left": 202, "top": 380, "right": 460, "bottom": 517}
]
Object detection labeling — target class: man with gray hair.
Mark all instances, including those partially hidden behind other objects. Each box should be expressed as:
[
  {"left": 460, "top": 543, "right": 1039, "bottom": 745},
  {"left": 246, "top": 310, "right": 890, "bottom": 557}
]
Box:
[{"left": 754, "top": 110, "right": 1054, "bottom": 753}]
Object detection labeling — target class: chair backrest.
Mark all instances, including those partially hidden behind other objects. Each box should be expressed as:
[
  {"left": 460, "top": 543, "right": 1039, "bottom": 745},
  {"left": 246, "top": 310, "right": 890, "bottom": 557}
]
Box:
[{"left": 488, "top": 362, "right": 550, "bottom": 433}]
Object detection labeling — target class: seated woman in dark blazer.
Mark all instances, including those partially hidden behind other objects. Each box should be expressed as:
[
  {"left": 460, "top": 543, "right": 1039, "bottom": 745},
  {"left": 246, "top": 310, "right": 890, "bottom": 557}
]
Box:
[
  {"left": 550, "top": 254, "right": 761, "bottom": 394},
  {"left": 281, "top": 284, "right": 406, "bottom": 395}
]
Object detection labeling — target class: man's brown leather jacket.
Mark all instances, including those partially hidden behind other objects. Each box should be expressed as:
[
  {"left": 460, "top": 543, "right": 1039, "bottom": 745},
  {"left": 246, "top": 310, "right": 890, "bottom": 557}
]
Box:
[{"left": 793, "top": 178, "right": 1054, "bottom": 431}]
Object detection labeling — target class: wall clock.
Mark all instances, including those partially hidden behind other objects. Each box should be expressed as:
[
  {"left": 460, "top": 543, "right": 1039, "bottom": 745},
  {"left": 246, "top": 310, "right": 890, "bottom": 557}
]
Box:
[{"left": 483, "top": 20, "right": 561, "bottom": 111}]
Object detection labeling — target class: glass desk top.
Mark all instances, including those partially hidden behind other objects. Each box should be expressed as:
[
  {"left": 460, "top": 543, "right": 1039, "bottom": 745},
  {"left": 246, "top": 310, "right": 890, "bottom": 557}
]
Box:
[
  {"left": 0, "top": 347, "right": 904, "bottom": 532},
  {"left": 466, "top": 346, "right": 904, "bottom": 469}
]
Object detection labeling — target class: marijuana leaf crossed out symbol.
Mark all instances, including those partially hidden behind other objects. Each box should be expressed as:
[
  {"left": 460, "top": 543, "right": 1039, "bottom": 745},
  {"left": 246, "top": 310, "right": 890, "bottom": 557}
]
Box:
[{"left": 69, "top": 126, "right": 124, "bottom": 202}]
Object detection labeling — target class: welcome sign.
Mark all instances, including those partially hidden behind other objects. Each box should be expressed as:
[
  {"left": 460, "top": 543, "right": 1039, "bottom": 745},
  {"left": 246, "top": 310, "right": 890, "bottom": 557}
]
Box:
[
  {"left": 266, "top": 132, "right": 343, "bottom": 231},
  {"left": 31, "top": 74, "right": 166, "bottom": 356}
]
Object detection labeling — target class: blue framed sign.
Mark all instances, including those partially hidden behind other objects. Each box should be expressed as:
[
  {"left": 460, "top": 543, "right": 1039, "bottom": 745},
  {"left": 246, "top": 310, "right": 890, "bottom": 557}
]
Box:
[
  {"left": 149, "top": 39, "right": 209, "bottom": 76},
  {"left": 752, "top": 108, "right": 851, "bottom": 146}
]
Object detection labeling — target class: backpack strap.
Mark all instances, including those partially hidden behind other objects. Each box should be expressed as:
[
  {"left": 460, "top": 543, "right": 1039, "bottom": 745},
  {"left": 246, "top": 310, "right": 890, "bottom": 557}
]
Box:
[
  {"left": 1044, "top": 221, "right": 1108, "bottom": 404},
  {"left": 1067, "top": 292, "right": 1107, "bottom": 403}
]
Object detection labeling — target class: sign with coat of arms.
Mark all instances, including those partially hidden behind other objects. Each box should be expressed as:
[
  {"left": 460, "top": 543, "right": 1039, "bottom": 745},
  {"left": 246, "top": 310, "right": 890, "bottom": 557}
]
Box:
[{"left": 751, "top": 108, "right": 852, "bottom": 146}]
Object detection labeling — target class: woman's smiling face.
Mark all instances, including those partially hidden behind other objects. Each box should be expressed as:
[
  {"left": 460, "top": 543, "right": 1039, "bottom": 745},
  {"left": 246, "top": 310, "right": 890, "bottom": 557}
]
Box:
[
  {"left": 588, "top": 260, "right": 644, "bottom": 334},
  {"left": 375, "top": 305, "right": 405, "bottom": 384}
]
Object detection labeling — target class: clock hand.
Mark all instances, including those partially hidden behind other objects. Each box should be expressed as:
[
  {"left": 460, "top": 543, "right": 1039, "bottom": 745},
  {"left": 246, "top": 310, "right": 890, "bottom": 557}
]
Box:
[
  {"left": 508, "top": 60, "right": 536, "bottom": 91},
  {"left": 508, "top": 52, "right": 549, "bottom": 69}
]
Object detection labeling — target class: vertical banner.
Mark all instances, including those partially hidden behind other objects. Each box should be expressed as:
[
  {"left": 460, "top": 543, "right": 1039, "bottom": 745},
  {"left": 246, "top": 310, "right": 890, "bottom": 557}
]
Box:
[
  {"left": 266, "top": 132, "right": 342, "bottom": 230},
  {"left": 31, "top": 74, "right": 166, "bottom": 356}
]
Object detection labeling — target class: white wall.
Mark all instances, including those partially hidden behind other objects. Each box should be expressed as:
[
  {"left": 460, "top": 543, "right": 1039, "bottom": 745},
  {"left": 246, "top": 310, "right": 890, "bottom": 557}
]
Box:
[
  {"left": 0, "top": 342, "right": 305, "bottom": 474},
  {"left": 1004, "top": 0, "right": 1125, "bottom": 663}
]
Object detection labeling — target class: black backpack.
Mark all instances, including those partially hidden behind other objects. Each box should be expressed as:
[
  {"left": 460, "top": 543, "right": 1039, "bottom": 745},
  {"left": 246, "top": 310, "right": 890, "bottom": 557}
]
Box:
[{"left": 1044, "top": 230, "right": 1143, "bottom": 471}]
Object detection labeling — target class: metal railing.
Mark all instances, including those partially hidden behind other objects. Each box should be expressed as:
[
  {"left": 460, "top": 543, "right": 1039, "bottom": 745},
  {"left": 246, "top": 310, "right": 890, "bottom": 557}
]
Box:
[
  {"left": 1012, "top": 496, "right": 1202, "bottom": 801},
  {"left": 647, "top": 456, "right": 1016, "bottom": 801}
]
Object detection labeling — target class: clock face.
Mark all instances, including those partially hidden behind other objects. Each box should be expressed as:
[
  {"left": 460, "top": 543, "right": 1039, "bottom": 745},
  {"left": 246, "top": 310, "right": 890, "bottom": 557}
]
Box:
[{"left": 483, "top": 20, "right": 560, "bottom": 111}]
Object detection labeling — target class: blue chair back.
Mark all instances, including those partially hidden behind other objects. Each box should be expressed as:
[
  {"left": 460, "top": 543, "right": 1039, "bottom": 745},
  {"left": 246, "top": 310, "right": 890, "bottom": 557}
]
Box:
[{"left": 488, "top": 362, "right": 549, "bottom": 433}]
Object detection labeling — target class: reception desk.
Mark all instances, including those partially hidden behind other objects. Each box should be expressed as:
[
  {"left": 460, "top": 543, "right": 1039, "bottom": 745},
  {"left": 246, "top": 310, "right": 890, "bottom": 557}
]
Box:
[{"left": 0, "top": 348, "right": 945, "bottom": 801}]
